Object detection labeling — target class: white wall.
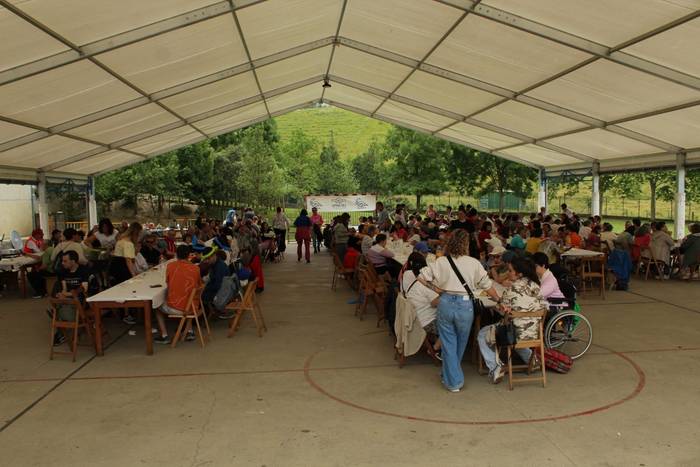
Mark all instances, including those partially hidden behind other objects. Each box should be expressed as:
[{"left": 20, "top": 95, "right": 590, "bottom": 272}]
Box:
[{"left": 0, "top": 184, "right": 34, "bottom": 237}]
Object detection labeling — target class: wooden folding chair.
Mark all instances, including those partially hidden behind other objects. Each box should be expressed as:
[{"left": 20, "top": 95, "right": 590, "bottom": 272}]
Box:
[
  {"left": 357, "top": 261, "right": 387, "bottom": 326},
  {"left": 331, "top": 252, "right": 355, "bottom": 290},
  {"left": 581, "top": 255, "right": 606, "bottom": 299},
  {"left": 169, "top": 285, "right": 211, "bottom": 348},
  {"left": 49, "top": 291, "right": 94, "bottom": 362},
  {"left": 226, "top": 279, "right": 267, "bottom": 338},
  {"left": 637, "top": 248, "right": 665, "bottom": 280},
  {"left": 503, "top": 310, "right": 546, "bottom": 390}
]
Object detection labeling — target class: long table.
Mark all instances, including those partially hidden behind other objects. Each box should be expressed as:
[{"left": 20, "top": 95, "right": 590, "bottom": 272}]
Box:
[
  {"left": 86, "top": 263, "right": 169, "bottom": 356},
  {"left": 0, "top": 255, "right": 39, "bottom": 298}
]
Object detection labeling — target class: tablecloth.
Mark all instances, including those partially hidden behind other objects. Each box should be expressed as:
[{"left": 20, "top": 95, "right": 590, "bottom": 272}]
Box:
[
  {"left": 87, "top": 262, "right": 169, "bottom": 308},
  {"left": 0, "top": 256, "right": 38, "bottom": 272}
]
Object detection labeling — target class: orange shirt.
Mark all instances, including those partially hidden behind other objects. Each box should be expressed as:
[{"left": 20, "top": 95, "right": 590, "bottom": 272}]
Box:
[
  {"left": 166, "top": 260, "right": 202, "bottom": 311},
  {"left": 568, "top": 232, "right": 582, "bottom": 248}
]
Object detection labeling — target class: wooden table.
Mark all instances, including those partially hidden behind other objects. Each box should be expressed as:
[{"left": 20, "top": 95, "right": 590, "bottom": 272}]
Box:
[
  {"left": 0, "top": 255, "right": 39, "bottom": 298},
  {"left": 86, "top": 263, "right": 169, "bottom": 356}
]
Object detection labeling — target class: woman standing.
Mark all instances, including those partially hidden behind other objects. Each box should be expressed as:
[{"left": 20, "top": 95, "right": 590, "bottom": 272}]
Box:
[
  {"left": 272, "top": 207, "right": 290, "bottom": 255},
  {"left": 333, "top": 213, "right": 351, "bottom": 261},
  {"left": 420, "top": 230, "right": 500, "bottom": 392},
  {"left": 310, "top": 207, "right": 324, "bottom": 253},
  {"left": 109, "top": 222, "right": 143, "bottom": 324},
  {"left": 85, "top": 218, "right": 118, "bottom": 250},
  {"left": 294, "top": 209, "right": 312, "bottom": 263}
]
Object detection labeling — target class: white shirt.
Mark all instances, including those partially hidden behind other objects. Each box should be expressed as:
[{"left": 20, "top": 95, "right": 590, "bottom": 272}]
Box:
[
  {"left": 420, "top": 255, "right": 492, "bottom": 295},
  {"left": 402, "top": 271, "right": 438, "bottom": 327},
  {"left": 579, "top": 226, "right": 592, "bottom": 240},
  {"left": 95, "top": 231, "right": 118, "bottom": 249}
]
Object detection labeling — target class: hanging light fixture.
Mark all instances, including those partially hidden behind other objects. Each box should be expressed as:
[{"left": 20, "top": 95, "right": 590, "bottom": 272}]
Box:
[{"left": 322, "top": 77, "right": 332, "bottom": 88}]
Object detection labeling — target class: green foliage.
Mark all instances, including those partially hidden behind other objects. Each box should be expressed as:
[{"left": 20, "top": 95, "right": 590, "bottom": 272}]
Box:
[
  {"left": 237, "top": 125, "right": 285, "bottom": 208},
  {"left": 384, "top": 127, "right": 451, "bottom": 209},
  {"left": 316, "top": 135, "right": 358, "bottom": 194},
  {"left": 276, "top": 129, "right": 319, "bottom": 201},
  {"left": 351, "top": 142, "right": 388, "bottom": 193}
]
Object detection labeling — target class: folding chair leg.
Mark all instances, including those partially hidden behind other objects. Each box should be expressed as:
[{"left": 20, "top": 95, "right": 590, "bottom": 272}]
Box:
[
  {"left": 193, "top": 315, "right": 205, "bottom": 348},
  {"left": 227, "top": 311, "right": 243, "bottom": 338},
  {"left": 250, "top": 307, "right": 262, "bottom": 337},
  {"left": 49, "top": 313, "right": 57, "bottom": 360},
  {"left": 71, "top": 326, "right": 79, "bottom": 362},
  {"left": 255, "top": 304, "right": 267, "bottom": 333},
  {"left": 540, "top": 344, "right": 547, "bottom": 387},
  {"left": 171, "top": 317, "right": 186, "bottom": 348},
  {"left": 202, "top": 311, "right": 211, "bottom": 338},
  {"left": 507, "top": 347, "right": 514, "bottom": 391}
]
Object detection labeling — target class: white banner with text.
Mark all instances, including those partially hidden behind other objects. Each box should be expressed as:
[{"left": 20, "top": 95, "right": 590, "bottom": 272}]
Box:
[{"left": 305, "top": 194, "right": 376, "bottom": 212}]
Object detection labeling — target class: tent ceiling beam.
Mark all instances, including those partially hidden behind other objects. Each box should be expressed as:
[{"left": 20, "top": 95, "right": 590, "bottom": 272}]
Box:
[
  {"left": 439, "top": 1, "right": 700, "bottom": 90},
  {"left": 44, "top": 76, "right": 322, "bottom": 171},
  {"left": 91, "top": 100, "right": 317, "bottom": 177},
  {"left": 321, "top": 0, "right": 348, "bottom": 101},
  {"left": 0, "top": 0, "right": 210, "bottom": 140},
  {"left": 229, "top": 1, "right": 272, "bottom": 120},
  {"left": 0, "top": 0, "right": 265, "bottom": 86},
  {"left": 322, "top": 98, "right": 541, "bottom": 170}
]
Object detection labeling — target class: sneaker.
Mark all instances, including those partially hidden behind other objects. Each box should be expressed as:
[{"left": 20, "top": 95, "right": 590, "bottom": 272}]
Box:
[
  {"left": 185, "top": 331, "right": 196, "bottom": 342},
  {"left": 218, "top": 312, "right": 235, "bottom": 320},
  {"left": 123, "top": 315, "right": 137, "bottom": 325},
  {"left": 489, "top": 365, "right": 504, "bottom": 385},
  {"left": 32, "top": 294, "right": 46, "bottom": 299},
  {"left": 153, "top": 335, "right": 171, "bottom": 345},
  {"left": 435, "top": 350, "right": 443, "bottom": 362},
  {"left": 53, "top": 332, "right": 66, "bottom": 347},
  {"left": 447, "top": 386, "right": 461, "bottom": 393}
]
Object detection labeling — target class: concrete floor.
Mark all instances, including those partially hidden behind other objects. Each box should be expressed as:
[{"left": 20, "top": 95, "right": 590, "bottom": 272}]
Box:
[{"left": 0, "top": 252, "right": 699, "bottom": 467}]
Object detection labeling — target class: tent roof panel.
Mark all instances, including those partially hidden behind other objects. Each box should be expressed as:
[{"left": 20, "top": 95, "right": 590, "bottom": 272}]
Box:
[
  {"left": 58, "top": 150, "right": 142, "bottom": 175},
  {"left": 67, "top": 104, "right": 179, "bottom": 144},
  {"left": 395, "top": 70, "right": 503, "bottom": 117},
  {"left": 237, "top": 0, "right": 342, "bottom": 60},
  {"left": 0, "top": 135, "right": 97, "bottom": 168},
  {"left": 428, "top": 14, "right": 591, "bottom": 91},
  {"left": 484, "top": 0, "right": 699, "bottom": 46},
  {"left": 0, "top": 5, "right": 68, "bottom": 72},
  {"left": 0, "top": 60, "right": 140, "bottom": 127},
  {"left": 500, "top": 144, "right": 582, "bottom": 166},
  {"left": 6, "top": 0, "right": 216, "bottom": 45},
  {"left": 329, "top": 46, "right": 412, "bottom": 92},
  {"left": 257, "top": 47, "right": 330, "bottom": 92},
  {"left": 624, "top": 17, "right": 700, "bottom": 79},
  {"left": 159, "top": 72, "right": 260, "bottom": 119},
  {"left": 618, "top": 105, "right": 700, "bottom": 148},
  {"left": 123, "top": 126, "right": 200, "bottom": 155},
  {"left": 544, "top": 128, "right": 660, "bottom": 160},
  {"left": 474, "top": 100, "right": 587, "bottom": 139},
  {"left": 322, "top": 84, "right": 384, "bottom": 113},
  {"left": 376, "top": 100, "right": 454, "bottom": 133},
  {"left": 0, "top": 120, "right": 36, "bottom": 144},
  {"left": 96, "top": 15, "right": 248, "bottom": 93},
  {"left": 195, "top": 102, "right": 268, "bottom": 136},
  {"left": 526, "top": 60, "right": 700, "bottom": 122},
  {"left": 439, "top": 122, "right": 520, "bottom": 150},
  {"left": 340, "top": 0, "right": 462, "bottom": 60},
  {"left": 265, "top": 84, "right": 320, "bottom": 114}
]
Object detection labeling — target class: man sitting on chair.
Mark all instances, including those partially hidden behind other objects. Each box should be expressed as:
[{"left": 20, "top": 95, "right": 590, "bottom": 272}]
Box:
[
  {"left": 154, "top": 245, "right": 202, "bottom": 345},
  {"left": 50, "top": 250, "right": 91, "bottom": 347}
]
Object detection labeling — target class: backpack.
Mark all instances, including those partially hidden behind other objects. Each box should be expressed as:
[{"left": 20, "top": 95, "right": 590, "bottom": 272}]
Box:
[
  {"left": 212, "top": 275, "right": 242, "bottom": 312},
  {"left": 544, "top": 348, "right": 573, "bottom": 374}
]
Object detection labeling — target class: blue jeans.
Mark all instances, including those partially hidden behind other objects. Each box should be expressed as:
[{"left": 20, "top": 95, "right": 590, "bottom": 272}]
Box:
[{"left": 437, "top": 294, "right": 474, "bottom": 390}]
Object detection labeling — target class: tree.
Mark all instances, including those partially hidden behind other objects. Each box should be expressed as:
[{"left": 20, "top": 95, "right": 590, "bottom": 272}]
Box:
[
  {"left": 237, "top": 125, "right": 285, "bottom": 209},
  {"left": 316, "top": 134, "right": 357, "bottom": 194},
  {"left": 277, "top": 129, "right": 319, "bottom": 201},
  {"left": 384, "top": 126, "right": 451, "bottom": 210},
  {"left": 175, "top": 142, "right": 214, "bottom": 207},
  {"left": 351, "top": 141, "right": 388, "bottom": 193},
  {"left": 450, "top": 145, "right": 536, "bottom": 213},
  {"left": 638, "top": 170, "right": 675, "bottom": 220}
]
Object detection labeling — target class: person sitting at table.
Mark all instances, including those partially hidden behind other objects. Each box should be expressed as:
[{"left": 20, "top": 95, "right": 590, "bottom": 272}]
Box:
[
  {"left": 51, "top": 228, "right": 88, "bottom": 269},
  {"left": 649, "top": 222, "right": 674, "bottom": 277},
  {"left": 679, "top": 223, "right": 700, "bottom": 279},
  {"left": 587, "top": 225, "right": 602, "bottom": 249},
  {"left": 632, "top": 224, "right": 652, "bottom": 263},
  {"left": 600, "top": 223, "right": 617, "bottom": 252},
  {"left": 478, "top": 222, "right": 492, "bottom": 254},
  {"left": 84, "top": 218, "right": 118, "bottom": 251},
  {"left": 367, "top": 234, "right": 397, "bottom": 278},
  {"left": 48, "top": 229, "right": 61, "bottom": 248},
  {"left": 333, "top": 213, "right": 351, "bottom": 261},
  {"left": 24, "top": 228, "right": 48, "bottom": 298},
  {"left": 579, "top": 220, "right": 593, "bottom": 241},
  {"left": 478, "top": 257, "right": 548, "bottom": 385},
  {"left": 50, "top": 250, "right": 91, "bottom": 347},
  {"left": 140, "top": 234, "right": 162, "bottom": 267},
  {"left": 509, "top": 227, "right": 527, "bottom": 252},
  {"left": 202, "top": 248, "right": 229, "bottom": 315},
  {"left": 163, "top": 229, "right": 177, "bottom": 260},
  {"left": 154, "top": 245, "right": 202, "bottom": 345},
  {"left": 390, "top": 220, "right": 408, "bottom": 242},
  {"left": 525, "top": 228, "right": 543, "bottom": 255},
  {"left": 562, "top": 224, "right": 582, "bottom": 248},
  {"left": 361, "top": 225, "right": 377, "bottom": 255},
  {"left": 532, "top": 253, "right": 567, "bottom": 306},
  {"left": 402, "top": 252, "right": 442, "bottom": 360},
  {"left": 109, "top": 222, "right": 142, "bottom": 325}
]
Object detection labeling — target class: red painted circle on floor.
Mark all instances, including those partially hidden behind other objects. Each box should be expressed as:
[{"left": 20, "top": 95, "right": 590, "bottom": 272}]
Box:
[{"left": 304, "top": 343, "right": 645, "bottom": 425}]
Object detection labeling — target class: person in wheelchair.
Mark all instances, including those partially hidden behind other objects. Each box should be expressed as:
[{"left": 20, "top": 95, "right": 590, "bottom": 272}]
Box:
[{"left": 532, "top": 252, "right": 576, "bottom": 312}]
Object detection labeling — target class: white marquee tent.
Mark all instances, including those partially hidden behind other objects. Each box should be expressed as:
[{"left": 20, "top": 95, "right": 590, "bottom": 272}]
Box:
[{"left": 1, "top": 0, "right": 699, "bottom": 236}]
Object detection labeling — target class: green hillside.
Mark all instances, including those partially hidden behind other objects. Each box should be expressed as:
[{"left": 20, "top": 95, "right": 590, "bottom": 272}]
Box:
[{"left": 274, "top": 106, "right": 391, "bottom": 159}]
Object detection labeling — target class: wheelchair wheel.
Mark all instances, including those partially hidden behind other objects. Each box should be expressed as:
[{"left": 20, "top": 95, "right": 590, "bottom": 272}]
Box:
[{"left": 545, "top": 311, "right": 592, "bottom": 360}]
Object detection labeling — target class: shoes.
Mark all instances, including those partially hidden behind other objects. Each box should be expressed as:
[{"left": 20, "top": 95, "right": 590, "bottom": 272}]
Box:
[
  {"left": 489, "top": 365, "right": 504, "bottom": 384},
  {"left": 123, "top": 315, "right": 137, "bottom": 325},
  {"left": 185, "top": 331, "right": 196, "bottom": 341},
  {"left": 53, "top": 332, "right": 66, "bottom": 347},
  {"left": 218, "top": 312, "right": 235, "bottom": 320},
  {"left": 154, "top": 335, "right": 171, "bottom": 345},
  {"left": 447, "top": 387, "right": 461, "bottom": 393},
  {"left": 32, "top": 293, "right": 46, "bottom": 299},
  {"left": 306, "top": 259, "right": 310, "bottom": 264},
  {"left": 255, "top": 287, "right": 264, "bottom": 294}
]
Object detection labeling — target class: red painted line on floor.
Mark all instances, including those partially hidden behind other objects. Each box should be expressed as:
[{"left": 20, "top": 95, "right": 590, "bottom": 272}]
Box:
[{"left": 303, "top": 343, "right": 646, "bottom": 426}]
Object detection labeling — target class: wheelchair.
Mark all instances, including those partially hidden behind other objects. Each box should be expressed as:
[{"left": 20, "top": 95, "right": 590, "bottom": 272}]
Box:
[{"left": 543, "top": 283, "right": 592, "bottom": 360}]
